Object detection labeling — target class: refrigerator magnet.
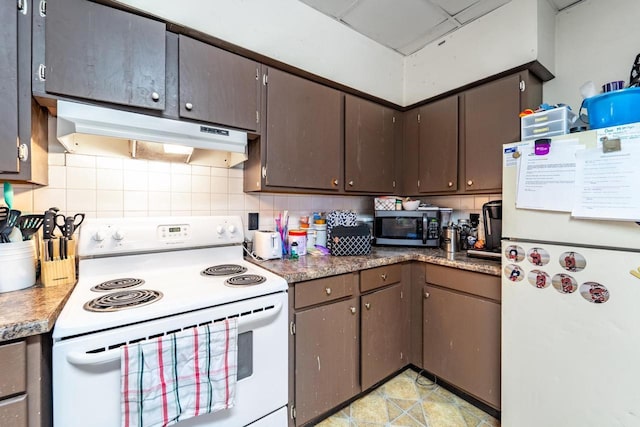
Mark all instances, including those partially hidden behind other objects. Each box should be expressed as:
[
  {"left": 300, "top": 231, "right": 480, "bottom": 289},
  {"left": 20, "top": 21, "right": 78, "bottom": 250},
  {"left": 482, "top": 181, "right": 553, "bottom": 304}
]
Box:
[
  {"left": 505, "top": 264, "right": 524, "bottom": 282},
  {"left": 552, "top": 273, "right": 578, "bottom": 294},
  {"left": 505, "top": 245, "right": 525, "bottom": 262},
  {"left": 528, "top": 270, "right": 551, "bottom": 289},
  {"left": 579, "top": 282, "right": 610, "bottom": 304},
  {"left": 527, "top": 247, "right": 549, "bottom": 266},
  {"left": 559, "top": 251, "right": 586, "bottom": 272}
]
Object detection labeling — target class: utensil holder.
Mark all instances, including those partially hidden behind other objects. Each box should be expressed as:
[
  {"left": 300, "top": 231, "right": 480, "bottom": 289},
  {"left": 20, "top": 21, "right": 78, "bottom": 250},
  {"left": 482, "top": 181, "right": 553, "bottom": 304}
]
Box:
[{"left": 39, "top": 239, "right": 77, "bottom": 287}]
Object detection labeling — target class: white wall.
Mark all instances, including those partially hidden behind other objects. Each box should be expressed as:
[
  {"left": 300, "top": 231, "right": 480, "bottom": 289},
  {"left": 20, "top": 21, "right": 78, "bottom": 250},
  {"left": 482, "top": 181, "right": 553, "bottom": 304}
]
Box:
[
  {"left": 114, "top": 0, "right": 405, "bottom": 105},
  {"left": 403, "top": 0, "right": 554, "bottom": 105},
  {"left": 543, "top": 0, "right": 640, "bottom": 112}
]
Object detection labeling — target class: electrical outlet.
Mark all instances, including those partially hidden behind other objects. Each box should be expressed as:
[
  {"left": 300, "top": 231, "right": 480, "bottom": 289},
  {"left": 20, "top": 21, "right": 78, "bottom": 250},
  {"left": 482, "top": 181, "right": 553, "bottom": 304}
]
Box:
[{"left": 248, "top": 212, "right": 259, "bottom": 230}]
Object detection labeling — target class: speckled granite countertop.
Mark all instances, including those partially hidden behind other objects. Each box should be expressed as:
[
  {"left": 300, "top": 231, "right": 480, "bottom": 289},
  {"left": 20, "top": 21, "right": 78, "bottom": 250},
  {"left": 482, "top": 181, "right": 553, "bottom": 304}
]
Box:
[
  {"left": 249, "top": 247, "right": 501, "bottom": 283},
  {"left": 0, "top": 248, "right": 499, "bottom": 343},
  {"left": 0, "top": 282, "right": 75, "bottom": 343}
]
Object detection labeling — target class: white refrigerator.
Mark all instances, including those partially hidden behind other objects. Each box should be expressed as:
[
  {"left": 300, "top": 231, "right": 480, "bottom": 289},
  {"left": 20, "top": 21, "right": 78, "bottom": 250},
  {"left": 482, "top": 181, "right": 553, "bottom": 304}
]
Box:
[{"left": 501, "top": 126, "right": 640, "bottom": 426}]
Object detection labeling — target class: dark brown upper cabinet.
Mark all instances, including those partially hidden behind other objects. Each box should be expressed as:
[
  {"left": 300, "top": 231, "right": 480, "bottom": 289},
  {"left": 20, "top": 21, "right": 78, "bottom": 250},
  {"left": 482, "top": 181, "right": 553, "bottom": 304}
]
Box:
[
  {"left": 462, "top": 71, "right": 541, "bottom": 193},
  {"left": 344, "top": 95, "right": 397, "bottom": 193},
  {"left": 247, "top": 67, "right": 343, "bottom": 192},
  {"left": 403, "top": 96, "right": 459, "bottom": 195},
  {"left": 0, "top": 0, "right": 20, "bottom": 175},
  {"left": 42, "top": 0, "right": 166, "bottom": 110},
  {"left": 178, "top": 35, "right": 260, "bottom": 132},
  {"left": 0, "top": 0, "right": 47, "bottom": 184}
]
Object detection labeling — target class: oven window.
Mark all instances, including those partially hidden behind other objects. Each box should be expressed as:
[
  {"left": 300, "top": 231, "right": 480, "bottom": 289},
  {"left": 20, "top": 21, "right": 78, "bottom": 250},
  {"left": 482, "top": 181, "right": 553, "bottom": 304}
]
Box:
[
  {"left": 377, "top": 217, "right": 420, "bottom": 239},
  {"left": 237, "top": 331, "right": 253, "bottom": 381}
]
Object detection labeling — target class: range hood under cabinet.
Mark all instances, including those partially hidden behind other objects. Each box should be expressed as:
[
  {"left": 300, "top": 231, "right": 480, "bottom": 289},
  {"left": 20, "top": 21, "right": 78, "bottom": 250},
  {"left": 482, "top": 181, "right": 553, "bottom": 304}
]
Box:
[{"left": 56, "top": 101, "right": 248, "bottom": 168}]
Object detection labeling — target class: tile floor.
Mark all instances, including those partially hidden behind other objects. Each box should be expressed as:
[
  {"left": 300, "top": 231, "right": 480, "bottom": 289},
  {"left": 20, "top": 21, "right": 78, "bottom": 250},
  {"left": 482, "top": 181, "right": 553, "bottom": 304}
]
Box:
[{"left": 316, "top": 369, "right": 500, "bottom": 427}]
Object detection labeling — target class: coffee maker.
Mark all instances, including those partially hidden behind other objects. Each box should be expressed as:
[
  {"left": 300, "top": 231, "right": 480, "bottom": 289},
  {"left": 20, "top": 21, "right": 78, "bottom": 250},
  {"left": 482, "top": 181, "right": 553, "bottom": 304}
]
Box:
[{"left": 482, "top": 200, "right": 502, "bottom": 252}]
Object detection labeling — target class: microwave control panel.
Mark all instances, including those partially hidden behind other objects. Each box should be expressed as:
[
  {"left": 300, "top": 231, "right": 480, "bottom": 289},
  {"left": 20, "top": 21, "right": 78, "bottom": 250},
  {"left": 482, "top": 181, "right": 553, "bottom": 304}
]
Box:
[{"left": 426, "top": 218, "right": 440, "bottom": 239}]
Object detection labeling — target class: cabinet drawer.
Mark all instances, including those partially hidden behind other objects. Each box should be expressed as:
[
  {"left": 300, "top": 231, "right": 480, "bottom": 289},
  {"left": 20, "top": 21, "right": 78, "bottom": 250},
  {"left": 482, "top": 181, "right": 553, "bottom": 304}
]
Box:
[
  {"left": 0, "top": 394, "right": 27, "bottom": 427},
  {"left": 295, "top": 273, "right": 357, "bottom": 309},
  {"left": 425, "top": 264, "right": 500, "bottom": 302},
  {"left": 360, "top": 264, "right": 401, "bottom": 292},
  {"left": 0, "top": 341, "right": 26, "bottom": 399}
]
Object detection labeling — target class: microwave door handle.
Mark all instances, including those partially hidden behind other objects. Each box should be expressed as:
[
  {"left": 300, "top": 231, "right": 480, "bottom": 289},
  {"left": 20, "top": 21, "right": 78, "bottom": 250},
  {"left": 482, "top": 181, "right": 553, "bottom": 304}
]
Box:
[{"left": 422, "top": 214, "right": 428, "bottom": 244}]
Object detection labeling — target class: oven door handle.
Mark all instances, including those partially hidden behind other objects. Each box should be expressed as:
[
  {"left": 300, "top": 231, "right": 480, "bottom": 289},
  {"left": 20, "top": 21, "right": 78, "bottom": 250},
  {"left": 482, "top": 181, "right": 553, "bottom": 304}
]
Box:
[
  {"left": 66, "top": 301, "right": 285, "bottom": 366},
  {"left": 67, "top": 349, "right": 121, "bottom": 366}
]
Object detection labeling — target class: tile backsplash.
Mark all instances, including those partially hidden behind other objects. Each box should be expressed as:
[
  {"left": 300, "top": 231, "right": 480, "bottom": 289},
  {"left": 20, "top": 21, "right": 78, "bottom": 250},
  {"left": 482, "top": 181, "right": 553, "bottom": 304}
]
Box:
[
  {"left": 9, "top": 152, "right": 373, "bottom": 238},
  {"left": 8, "top": 150, "right": 500, "bottom": 238}
]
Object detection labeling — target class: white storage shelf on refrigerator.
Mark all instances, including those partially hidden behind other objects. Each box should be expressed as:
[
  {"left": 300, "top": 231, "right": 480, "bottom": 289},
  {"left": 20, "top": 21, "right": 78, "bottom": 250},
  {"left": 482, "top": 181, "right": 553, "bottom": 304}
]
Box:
[{"left": 520, "top": 106, "right": 576, "bottom": 141}]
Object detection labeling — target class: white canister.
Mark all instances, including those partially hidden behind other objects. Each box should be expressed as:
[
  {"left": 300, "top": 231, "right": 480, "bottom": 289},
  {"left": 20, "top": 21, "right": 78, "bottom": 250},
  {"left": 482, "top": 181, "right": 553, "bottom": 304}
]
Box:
[
  {"left": 306, "top": 229, "right": 317, "bottom": 250},
  {"left": 288, "top": 230, "right": 307, "bottom": 256},
  {"left": 0, "top": 240, "right": 36, "bottom": 293},
  {"left": 314, "top": 223, "right": 327, "bottom": 247}
]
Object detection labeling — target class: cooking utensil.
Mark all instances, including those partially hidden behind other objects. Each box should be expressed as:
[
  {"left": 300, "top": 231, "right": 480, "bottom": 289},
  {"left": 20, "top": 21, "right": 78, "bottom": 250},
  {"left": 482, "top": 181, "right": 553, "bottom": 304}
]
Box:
[
  {"left": 0, "top": 207, "right": 8, "bottom": 223},
  {"left": 0, "top": 210, "right": 21, "bottom": 243},
  {"left": 17, "top": 215, "right": 45, "bottom": 241},
  {"left": 43, "top": 209, "right": 56, "bottom": 260},
  {"left": 3, "top": 182, "right": 13, "bottom": 210},
  {"left": 55, "top": 213, "right": 85, "bottom": 259}
]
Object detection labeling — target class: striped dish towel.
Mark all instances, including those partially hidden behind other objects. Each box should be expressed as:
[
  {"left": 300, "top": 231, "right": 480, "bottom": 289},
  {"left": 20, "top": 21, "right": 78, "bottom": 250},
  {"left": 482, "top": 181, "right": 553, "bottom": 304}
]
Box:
[{"left": 121, "top": 319, "right": 238, "bottom": 427}]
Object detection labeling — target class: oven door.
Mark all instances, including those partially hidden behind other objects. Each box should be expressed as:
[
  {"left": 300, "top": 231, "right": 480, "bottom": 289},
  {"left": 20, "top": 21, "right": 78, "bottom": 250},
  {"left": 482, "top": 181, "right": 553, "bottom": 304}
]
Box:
[{"left": 52, "top": 292, "right": 288, "bottom": 427}]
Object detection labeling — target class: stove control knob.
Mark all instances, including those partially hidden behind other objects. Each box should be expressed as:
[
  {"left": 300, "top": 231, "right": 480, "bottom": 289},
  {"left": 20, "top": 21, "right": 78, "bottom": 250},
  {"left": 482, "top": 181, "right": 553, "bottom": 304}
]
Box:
[
  {"left": 228, "top": 224, "right": 237, "bottom": 234},
  {"left": 112, "top": 229, "right": 125, "bottom": 241},
  {"left": 93, "top": 230, "right": 106, "bottom": 242},
  {"left": 216, "top": 225, "right": 225, "bottom": 235}
]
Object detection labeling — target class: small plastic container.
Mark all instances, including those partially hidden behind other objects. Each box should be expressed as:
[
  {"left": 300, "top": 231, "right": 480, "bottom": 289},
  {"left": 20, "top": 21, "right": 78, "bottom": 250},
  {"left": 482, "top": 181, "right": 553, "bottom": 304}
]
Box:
[
  {"left": 288, "top": 230, "right": 307, "bottom": 256},
  {"left": 314, "top": 223, "right": 327, "bottom": 247},
  {"left": 0, "top": 240, "right": 36, "bottom": 293},
  {"left": 520, "top": 106, "right": 576, "bottom": 140}
]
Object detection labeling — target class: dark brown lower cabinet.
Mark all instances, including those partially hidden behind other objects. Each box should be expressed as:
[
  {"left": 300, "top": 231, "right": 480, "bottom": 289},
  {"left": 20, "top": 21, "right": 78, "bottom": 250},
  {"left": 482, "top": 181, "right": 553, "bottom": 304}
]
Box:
[
  {"left": 294, "top": 297, "right": 359, "bottom": 426},
  {"left": 360, "top": 283, "right": 408, "bottom": 390},
  {"left": 422, "top": 265, "right": 501, "bottom": 409},
  {"left": 0, "top": 335, "right": 50, "bottom": 427}
]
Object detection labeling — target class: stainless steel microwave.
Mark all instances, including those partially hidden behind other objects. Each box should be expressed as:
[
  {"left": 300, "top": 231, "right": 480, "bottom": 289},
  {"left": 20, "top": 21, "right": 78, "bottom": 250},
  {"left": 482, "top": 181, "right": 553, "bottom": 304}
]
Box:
[{"left": 374, "top": 209, "right": 441, "bottom": 247}]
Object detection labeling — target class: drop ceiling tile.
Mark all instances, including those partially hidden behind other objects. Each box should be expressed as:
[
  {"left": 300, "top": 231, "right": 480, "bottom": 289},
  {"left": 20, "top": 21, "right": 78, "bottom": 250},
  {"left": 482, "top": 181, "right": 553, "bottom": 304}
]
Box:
[
  {"left": 299, "top": 0, "right": 358, "bottom": 18},
  {"left": 429, "top": 0, "right": 478, "bottom": 16},
  {"left": 342, "top": 0, "right": 448, "bottom": 49},
  {"left": 454, "top": 0, "right": 510, "bottom": 24}
]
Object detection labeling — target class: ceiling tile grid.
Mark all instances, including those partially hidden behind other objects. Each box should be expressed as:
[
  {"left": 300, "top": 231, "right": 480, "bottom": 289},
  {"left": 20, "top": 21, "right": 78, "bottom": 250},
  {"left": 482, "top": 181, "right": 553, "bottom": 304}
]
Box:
[{"left": 299, "top": 0, "right": 584, "bottom": 55}]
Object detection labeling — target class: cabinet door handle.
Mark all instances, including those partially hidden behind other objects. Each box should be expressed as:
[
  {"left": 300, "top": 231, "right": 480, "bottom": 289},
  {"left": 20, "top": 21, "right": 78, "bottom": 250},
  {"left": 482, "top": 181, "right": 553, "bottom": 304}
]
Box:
[
  {"left": 185, "top": 102, "right": 193, "bottom": 111},
  {"left": 348, "top": 180, "right": 354, "bottom": 186},
  {"left": 151, "top": 92, "right": 160, "bottom": 102},
  {"left": 325, "top": 287, "right": 332, "bottom": 296},
  {"left": 424, "top": 292, "right": 430, "bottom": 299},
  {"left": 381, "top": 273, "right": 387, "bottom": 281},
  {"left": 350, "top": 306, "right": 356, "bottom": 314},
  {"left": 365, "top": 302, "right": 371, "bottom": 310},
  {"left": 448, "top": 181, "right": 454, "bottom": 187},
  {"left": 332, "top": 179, "right": 339, "bottom": 186},
  {"left": 467, "top": 180, "right": 473, "bottom": 186},
  {"left": 18, "top": 144, "right": 29, "bottom": 162}
]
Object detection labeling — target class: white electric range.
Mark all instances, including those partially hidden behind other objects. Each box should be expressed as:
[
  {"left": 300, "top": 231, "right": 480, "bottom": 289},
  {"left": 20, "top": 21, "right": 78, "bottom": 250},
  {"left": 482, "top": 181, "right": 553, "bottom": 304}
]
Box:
[{"left": 52, "top": 216, "right": 288, "bottom": 427}]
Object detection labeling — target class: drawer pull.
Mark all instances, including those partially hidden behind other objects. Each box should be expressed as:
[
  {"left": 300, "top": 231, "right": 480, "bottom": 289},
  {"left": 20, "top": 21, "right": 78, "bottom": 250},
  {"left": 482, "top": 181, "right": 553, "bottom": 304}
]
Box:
[
  {"left": 350, "top": 306, "right": 356, "bottom": 314},
  {"left": 424, "top": 292, "right": 430, "bottom": 299},
  {"left": 448, "top": 181, "right": 453, "bottom": 187},
  {"left": 365, "top": 302, "right": 371, "bottom": 310},
  {"left": 325, "top": 287, "right": 332, "bottom": 296},
  {"left": 467, "top": 180, "right": 473, "bottom": 186},
  {"left": 151, "top": 92, "right": 160, "bottom": 102},
  {"left": 381, "top": 273, "right": 387, "bottom": 281},
  {"left": 185, "top": 102, "right": 194, "bottom": 111}
]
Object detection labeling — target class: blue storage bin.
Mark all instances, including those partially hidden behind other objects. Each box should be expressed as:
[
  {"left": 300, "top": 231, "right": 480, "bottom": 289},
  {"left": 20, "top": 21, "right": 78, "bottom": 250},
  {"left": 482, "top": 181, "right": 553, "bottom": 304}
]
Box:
[{"left": 585, "top": 87, "right": 640, "bottom": 129}]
